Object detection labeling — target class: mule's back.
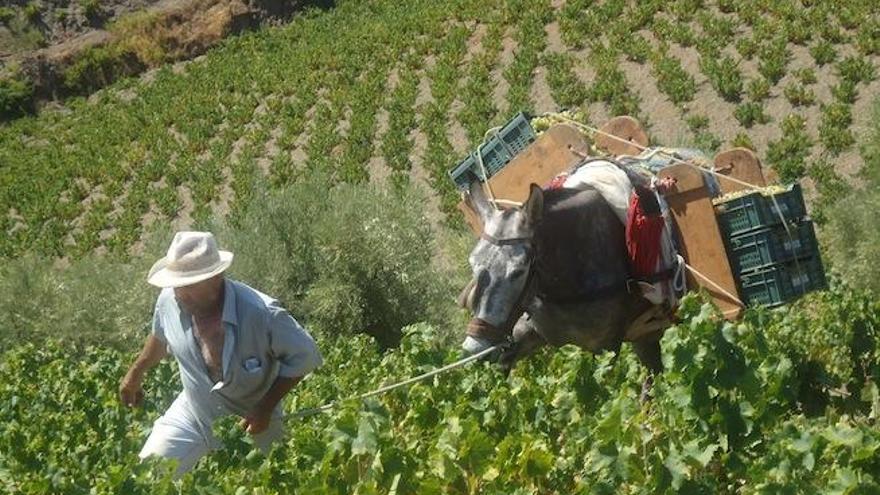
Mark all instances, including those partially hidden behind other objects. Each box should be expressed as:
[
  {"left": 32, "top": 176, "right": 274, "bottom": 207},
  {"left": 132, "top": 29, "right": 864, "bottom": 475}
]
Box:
[{"left": 534, "top": 187, "right": 630, "bottom": 303}]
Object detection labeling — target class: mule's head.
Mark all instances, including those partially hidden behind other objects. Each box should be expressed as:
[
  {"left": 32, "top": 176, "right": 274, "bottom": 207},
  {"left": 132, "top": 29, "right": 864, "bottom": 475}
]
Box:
[{"left": 459, "top": 181, "right": 544, "bottom": 354}]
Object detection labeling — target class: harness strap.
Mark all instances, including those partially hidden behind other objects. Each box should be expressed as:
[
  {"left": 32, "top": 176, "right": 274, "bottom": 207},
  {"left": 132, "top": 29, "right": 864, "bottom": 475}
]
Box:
[{"left": 480, "top": 232, "right": 532, "bottom": 246}]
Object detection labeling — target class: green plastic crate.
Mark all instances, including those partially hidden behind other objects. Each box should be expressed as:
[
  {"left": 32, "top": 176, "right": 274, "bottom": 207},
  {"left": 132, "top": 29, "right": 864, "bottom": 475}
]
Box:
[
  {"left": 449, "top": 112, "right": 536, "bottom": 190},
  {"left": 715, "top": 184, "right": 806, "bottom": 237},
  {"left": 738, "top": 256, "right": 827, "bottom": 307},
  {"left": 726, "top": 220, "right": 819, "bottom": 274}
]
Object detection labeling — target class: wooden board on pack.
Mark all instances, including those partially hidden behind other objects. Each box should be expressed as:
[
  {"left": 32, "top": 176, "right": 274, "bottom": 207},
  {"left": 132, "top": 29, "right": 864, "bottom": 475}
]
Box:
[
  {"left": 659, "top": 162, "right": 746, "bottom": 319},
  {"left": 458, "top": 123, "right": 589, "bottom": 233},
  {"left": 594, "top": 116, "right": 650, "bottom": 156},
  {"left": 713, "top": 147, "right": 767, "bottom": 195}
]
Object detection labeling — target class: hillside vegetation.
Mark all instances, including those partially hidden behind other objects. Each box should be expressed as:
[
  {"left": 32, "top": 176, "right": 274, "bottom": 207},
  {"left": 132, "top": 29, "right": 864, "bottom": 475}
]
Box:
[
  {"left": 0, "top": 0, "right": 878, "bottom": 259},
  {"left": 1, "top": 0, "right": 880, "bottom": 493}
]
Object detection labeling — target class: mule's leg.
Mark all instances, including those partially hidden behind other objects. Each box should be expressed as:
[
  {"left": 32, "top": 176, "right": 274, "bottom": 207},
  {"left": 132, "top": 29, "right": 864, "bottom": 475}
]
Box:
[
  {"left": 632, "top": 338, "right": 663, "bottom": 402},
  {"left": 499, "top": 316, "right": 546, "bottom": 372},
  {"left": 632, "top": 338, "right": 662, "bottom": 373}
]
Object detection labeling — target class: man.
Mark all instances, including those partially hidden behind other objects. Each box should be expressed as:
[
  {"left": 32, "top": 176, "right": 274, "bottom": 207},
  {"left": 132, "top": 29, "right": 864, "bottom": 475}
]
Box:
[{"left": 119, "top": 231, "right": 322, "bottom": 476}]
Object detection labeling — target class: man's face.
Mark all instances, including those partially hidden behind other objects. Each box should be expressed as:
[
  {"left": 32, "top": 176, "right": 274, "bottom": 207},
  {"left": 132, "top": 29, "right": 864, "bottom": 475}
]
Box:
[{"left": 174, "top": 275, "right": 223, "bottom": 317}]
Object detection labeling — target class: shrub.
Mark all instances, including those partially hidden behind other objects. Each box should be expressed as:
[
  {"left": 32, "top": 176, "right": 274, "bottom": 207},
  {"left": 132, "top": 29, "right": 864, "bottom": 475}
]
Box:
[
  {"left": 0, "top": 253, "right": 158, "bottom": 353},
  {"left": 855, "top": 19, "right": 880, "bottom": 56},
  {"left": 766, "top": 114, "right": 811, "bottom": 182},
  {"left": 807, "top": 159, "right": 851, "bottom": 223},
  {"left": 757, "top": 39, "right": 790, "bottom": 84},
  {"left": 212, "top": 175, "right": 460, "bottom": 348},
  {"left": 81, "top": 0, "right": 102, "bottom": 19},
  {"left": 701, "top": 55, "right": 742, "bottom": 102},
  {"left": 783, "top": 83, "right": 815, "bottom": 107},
  {"left": 62, "top": 44, "right": 144, "bottom": 95},
  {"left": 732, "top": 132, "right": 756, "bottom": 151},
  {"left": 0, "top": 7, "right": 15, "bottom": 25},
  {"left": 735, "top": 102, "right": 770, "bottom": 128},
  {"left": 651, "top": 51, "right": 696, "bottom": 105},
  {"left": 810, "top": 40, "right": 836, "bottom": 66},
  {"left": 23, "top": 2, "right": 40, "bottom": 23},
  {"left": 735, "top": 37, "right": 759, "bottom": 59},
  {"left": 793, "top": 67, "right": 817, "bottom": 85},
  {"left": 0, "top": 72, "right": 35, "bottom": 121},
  {"left": 831, "top": 80, "right": 857, "bottom": 103},
  {"left": 746, "top": 77, "right": 771, "bottom": 101},
  {"left": 818, "top": 101, "right": 854, "bottom": 155},
  {"left": 836, "top": 55, "right": 876, "bottom": 85}
]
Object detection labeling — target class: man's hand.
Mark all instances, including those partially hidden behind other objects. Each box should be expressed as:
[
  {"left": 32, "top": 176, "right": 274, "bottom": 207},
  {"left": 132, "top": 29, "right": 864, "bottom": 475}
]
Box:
[
  {"left": 119, "top": 371, "right": 145, "bottom": 408},
  {"left": 239, "top": 408, "right": 272, "bottom": 435}
]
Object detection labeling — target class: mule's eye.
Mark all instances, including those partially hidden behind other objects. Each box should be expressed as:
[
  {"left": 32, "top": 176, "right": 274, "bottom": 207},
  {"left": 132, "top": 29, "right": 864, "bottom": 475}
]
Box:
[{"left": 509, "top": 267, "right": 526, "bottom": 279}]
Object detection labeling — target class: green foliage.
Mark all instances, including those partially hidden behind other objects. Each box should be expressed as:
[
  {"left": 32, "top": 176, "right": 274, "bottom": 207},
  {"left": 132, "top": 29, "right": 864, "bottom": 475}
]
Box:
[
  {"left": 783, "top": 82, "right": 816, "bottom": 107},
  {"left": 746, "top": 77, "right": 771, "bottom": 102},
  {"left": 793, "top": 67, "right": 817, "bottom": 85},
  {"left": 766, "top": 114, "right": 811, "bottom": 182},
  {"left": 0, "top": 71, "right": 34, "bottom": 121},
  {"left": 212, "top": 174, "right": 458, "bottom": 348},
  {"left": 732, "top": 132, "right": 756, "bottom": 151},
  {"left": 836, "top": 55, "right": 876, "bottom": 85},
  {"left": 735, "top": 102, "right": 770, "bottom": 128},
  {"left": 855, "top": 19, "right": 880, "bottom": 56},
  {"left": 831, "top": 80, "right": 858, "bottom": 104},
  {"left": 587, "top": 45, "right": 642, "bottom": 117},
  {"left": 81, "top": 0, "right": 102, "bottom": 19},
  {"left": 2, "top": 287, "right": 879, "bottom": 493},
  {"left": 620, "top": 32, "right": 651, "bottom": 64},
  {"left": 653, "top": 17, "right": 696, "bottom": 47},
  {"left": 63, "top": 44, "right": 144, "bottom": 95},
  {"left": 757, "top": 38, "right": 790, "bottom": 84},
  {"left": 810, "top": 40, "right": 837, "bottom": 66},
  {"left": 819, "top": 101, "right": 855, "bottom": 154},
  {"left": 823, "top": 99, "right": 880, "bottom": 293},
  {"left": 0, "top": 6, "right": 14, "bottom": 24},
  {"left": 807, "top": 159, "right": 851, "bottom": 223},
  {"left": 0, "top": 252, "right": 158, "bottom": 353},
  {"left": 543, "top": 52, "right": 589, "bottom": 109},
  {"left": 701, "top": 55, "right": 743, "bottom": 102},
  {"left": 651, "top": 50, "right": 696, "bottom": 106},
  {"left": 735, "top": 36, "right": 759, "bottom": 59},
  {"left": 23, "top": 1, "right": 40, "bottom": 23}
]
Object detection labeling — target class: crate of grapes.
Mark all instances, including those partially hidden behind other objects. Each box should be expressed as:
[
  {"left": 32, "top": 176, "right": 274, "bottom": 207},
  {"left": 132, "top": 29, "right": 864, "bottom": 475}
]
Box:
[
  {"left": 714, "top": 183, "right": 806, "bottom": 237},
  {"left": 725, "top": 220, "right": 820, "bottom": 274},
  {"left": 448, "top": 112, "right": 537, "bottom": 190},
  {"left": 737, "top": 256, "right": 827, "bottom": 307}
]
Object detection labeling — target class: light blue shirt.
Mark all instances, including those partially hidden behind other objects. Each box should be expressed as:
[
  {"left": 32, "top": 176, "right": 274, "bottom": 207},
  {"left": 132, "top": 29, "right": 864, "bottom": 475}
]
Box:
[{"left": 152, "top": 278, "right": 323, "bottom": 418}]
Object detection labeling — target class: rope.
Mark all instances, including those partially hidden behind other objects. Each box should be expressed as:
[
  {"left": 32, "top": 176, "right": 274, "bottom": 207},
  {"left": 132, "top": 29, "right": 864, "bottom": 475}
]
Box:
[
  {"left": 543, "top": 112, "right": 812, "bottom": 308},
  {"left": 684, "top": 263, "right": 745, "bottom": 307},
  {"left": 288, "top": 343, "right": 504, "bottom": 420},
  {"left": 543, "top": 113, "right": 766, "bottom": 191}
]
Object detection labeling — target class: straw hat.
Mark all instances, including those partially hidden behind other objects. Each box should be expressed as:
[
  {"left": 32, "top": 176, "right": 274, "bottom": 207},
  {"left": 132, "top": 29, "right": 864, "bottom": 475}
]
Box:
[{"left": 147, "top": 231, "right": 233, "bottom": 288}]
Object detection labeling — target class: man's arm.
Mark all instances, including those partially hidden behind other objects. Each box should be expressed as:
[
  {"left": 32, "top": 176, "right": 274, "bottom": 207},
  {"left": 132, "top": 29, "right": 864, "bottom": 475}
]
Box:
[
  {"left": 240, "top": 375, "right": 303, "bottom": 435},
  {"left": 119, "top": 334, "right": 167, "bottom": 407}
]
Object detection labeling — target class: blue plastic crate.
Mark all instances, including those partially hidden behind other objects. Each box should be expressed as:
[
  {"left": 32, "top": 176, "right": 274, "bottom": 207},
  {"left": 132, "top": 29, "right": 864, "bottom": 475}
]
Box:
[
  {"left": 448, "top": 112, "right": 536, "bottom": 190},
  {"left": 715, "top": 184, "right": 807, "bottom": 237},
  {"left": 726, "top": 220, "right": 819, "bottom": 274},
  {"left": 738, "top": 256, "right": 827, "bottom": 307}
]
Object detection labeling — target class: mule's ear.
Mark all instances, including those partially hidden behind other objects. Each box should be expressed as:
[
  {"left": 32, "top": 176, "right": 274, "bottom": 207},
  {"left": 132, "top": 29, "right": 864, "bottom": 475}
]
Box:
[
  {"left": 465, "top": 180, "right": 494, "bottom": 222},
  {"left": 523, "top": 184, "right": 544, "bottom": 223}
]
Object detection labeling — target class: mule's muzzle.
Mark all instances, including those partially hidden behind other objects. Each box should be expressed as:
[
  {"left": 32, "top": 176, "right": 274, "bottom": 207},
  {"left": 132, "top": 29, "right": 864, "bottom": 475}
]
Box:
[{"left": 466, "top": 317, "right": 510, "bottom": 344}]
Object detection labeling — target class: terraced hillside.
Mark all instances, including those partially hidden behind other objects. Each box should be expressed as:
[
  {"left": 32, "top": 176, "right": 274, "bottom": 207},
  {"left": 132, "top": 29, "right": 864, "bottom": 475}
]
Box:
[{"left": 1, "top": 0, "right": 878, "bottom": 259}]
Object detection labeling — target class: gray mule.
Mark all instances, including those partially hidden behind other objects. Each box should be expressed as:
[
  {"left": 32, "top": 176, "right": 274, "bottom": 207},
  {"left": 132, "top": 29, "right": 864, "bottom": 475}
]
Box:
[{"left": 459, "top": 180, "right": 670, "bottom": 379}]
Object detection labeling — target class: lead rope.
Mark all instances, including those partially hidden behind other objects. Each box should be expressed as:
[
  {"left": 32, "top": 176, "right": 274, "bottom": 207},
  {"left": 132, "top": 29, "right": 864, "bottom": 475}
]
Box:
[{"left": 288, "top": 343, "right": 503, "bottom": 420}]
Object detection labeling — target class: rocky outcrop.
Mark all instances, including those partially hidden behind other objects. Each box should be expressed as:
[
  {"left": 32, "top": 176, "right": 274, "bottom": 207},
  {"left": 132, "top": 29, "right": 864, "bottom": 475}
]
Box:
[{"left": 2, "top": 0, "right": 312, "bottom": 117}]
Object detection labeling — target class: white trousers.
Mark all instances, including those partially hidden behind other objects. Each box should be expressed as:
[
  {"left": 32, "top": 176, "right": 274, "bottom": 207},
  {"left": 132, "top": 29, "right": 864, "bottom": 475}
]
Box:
[{"left": 139, "top": 392, "right": 285, "bottom": 476}]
